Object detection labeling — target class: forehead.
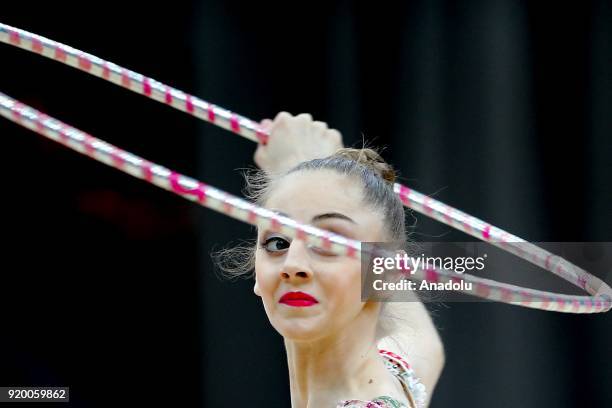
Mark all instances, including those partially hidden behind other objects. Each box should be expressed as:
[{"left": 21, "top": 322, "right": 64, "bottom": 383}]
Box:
[{"left": 260, "top": 169, "right": 383, "bottom": 236}]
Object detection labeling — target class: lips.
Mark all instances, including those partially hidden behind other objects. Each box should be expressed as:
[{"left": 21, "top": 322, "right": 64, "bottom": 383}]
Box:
[{"left": 279, "top": 291, "right": 319, "bottom": 307}]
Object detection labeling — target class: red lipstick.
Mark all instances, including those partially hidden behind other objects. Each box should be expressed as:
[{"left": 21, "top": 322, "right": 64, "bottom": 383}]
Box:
[{"left": 279, "top": 291, "right": 319, "bottom": 307}]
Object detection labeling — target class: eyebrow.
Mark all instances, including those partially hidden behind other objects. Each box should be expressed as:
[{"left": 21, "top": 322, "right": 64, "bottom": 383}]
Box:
[{"left": 271, "top": 210, "right": 357, "bottom": 225}]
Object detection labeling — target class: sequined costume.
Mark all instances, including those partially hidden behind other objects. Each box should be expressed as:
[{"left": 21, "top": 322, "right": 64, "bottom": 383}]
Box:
[{"left": 337, "top": 349, "right": 427, "bottom": 408}]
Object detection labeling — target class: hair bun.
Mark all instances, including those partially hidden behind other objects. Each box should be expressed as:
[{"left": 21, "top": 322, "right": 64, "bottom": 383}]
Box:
[{"left": 333, "top": 147, "right": 397, "bottom": 184}]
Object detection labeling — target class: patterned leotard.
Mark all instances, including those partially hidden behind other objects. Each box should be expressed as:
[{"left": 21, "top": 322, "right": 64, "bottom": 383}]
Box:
[{"left": 336, "top": 349, "right": 427, "bottom": 408}]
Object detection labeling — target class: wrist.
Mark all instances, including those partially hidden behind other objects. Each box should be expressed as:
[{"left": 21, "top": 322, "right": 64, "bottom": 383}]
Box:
[{"left": 269, "top": 155, "right": 303, "bottom": 174}]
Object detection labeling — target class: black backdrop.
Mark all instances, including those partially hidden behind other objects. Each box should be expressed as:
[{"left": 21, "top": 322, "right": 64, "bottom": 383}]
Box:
[{"left": 1, "top": 1, "right": 610, "bottom": 407}]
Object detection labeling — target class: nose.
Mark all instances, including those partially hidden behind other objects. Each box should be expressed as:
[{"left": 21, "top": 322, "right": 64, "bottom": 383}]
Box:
[{"left": 280, "top": 239, "right": 313, "bottom": 281}]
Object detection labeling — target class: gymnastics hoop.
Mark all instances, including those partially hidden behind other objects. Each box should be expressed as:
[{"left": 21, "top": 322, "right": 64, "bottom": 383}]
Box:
[{"left": 0, "top": 22, "right": 610, "bottom": 314}]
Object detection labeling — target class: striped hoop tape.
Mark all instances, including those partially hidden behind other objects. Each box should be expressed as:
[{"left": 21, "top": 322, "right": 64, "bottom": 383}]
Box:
[{"left": 0, "top": 23, "right": 610, "bottom": 313}]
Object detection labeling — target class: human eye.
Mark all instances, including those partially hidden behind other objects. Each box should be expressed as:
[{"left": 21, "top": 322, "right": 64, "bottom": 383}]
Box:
[
  {"left": 309, "top": 245, "right": 339, "bottom": 257},
  {"left": 307, "top": 226, "right": 347, "bottom": 257},
  {"left": 260, "top": 235, "right": 290, "bottom": 253}
]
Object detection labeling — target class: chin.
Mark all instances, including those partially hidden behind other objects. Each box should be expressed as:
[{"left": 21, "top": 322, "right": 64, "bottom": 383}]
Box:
[{"left": 271, "top": 316, "right": 329, "bottom": 342}]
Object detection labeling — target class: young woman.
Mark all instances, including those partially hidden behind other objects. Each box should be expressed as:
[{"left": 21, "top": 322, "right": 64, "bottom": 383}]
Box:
[{"left": 214, "top": 112, "right": 445, "bottom": 407}]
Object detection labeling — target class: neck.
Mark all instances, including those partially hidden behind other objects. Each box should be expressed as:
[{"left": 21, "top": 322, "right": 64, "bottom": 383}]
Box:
[{"left": 284, "top": 303, "right": 400, "bottom": 408}]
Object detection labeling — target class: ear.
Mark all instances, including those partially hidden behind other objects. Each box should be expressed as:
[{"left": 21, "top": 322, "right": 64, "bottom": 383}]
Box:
[{"left": 253, "top": 276, "right": 262, "bottom": 297}]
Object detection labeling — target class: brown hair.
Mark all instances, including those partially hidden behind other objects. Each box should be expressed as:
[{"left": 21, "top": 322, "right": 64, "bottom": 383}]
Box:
[
  {"left": 210, "top": 145, "right": 410, "bottom": 280},
  {"left": 210, "top": 144, "right": 421, "bottom": 340}
]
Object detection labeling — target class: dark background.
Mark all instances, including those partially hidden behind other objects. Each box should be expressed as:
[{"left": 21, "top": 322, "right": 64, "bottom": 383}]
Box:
[{"left": 1, "top": 1, "right": 610, "bottom": 406}]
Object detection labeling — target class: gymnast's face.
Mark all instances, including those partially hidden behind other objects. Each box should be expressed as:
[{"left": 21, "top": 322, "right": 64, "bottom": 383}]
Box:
[{"left": 254, "top": 169, "right": 385, "bottom": 342}]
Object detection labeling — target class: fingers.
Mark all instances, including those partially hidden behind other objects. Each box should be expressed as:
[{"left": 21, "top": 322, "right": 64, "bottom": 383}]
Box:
[
  {"left": 327, "top": 128, "right": 342, "bottom": 141},
  {"left": 260, "top": 118, "right": 273, "bottom": 129},
  {"left": 312, "top": 120, "right": 328, "bottom": 132},
  {"left": 273, "top": 111, "right": 292, "bottom": 124},
  {"left": 267, "top": 112, "right": 338, "bottom": 141},
  {"left": 258, "top": 119, "right": 273, "bottom": 145},
  {"left": 273, "top": 111, "right": 316, "bottom": 125},
  {"left": 327, "top": 128, "right": 343, "bottom": 148},
  {"left": 295, "top": 113, "right": 313, "bottom": 122}
]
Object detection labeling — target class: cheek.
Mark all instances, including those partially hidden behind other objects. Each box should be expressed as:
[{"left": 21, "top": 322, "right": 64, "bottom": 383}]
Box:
[
  {"left": 320, "top": 262, "right": 363, "bottom": 311},
  {"left": 255, "top": 253, "right": 278, "bottom": 299}
]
